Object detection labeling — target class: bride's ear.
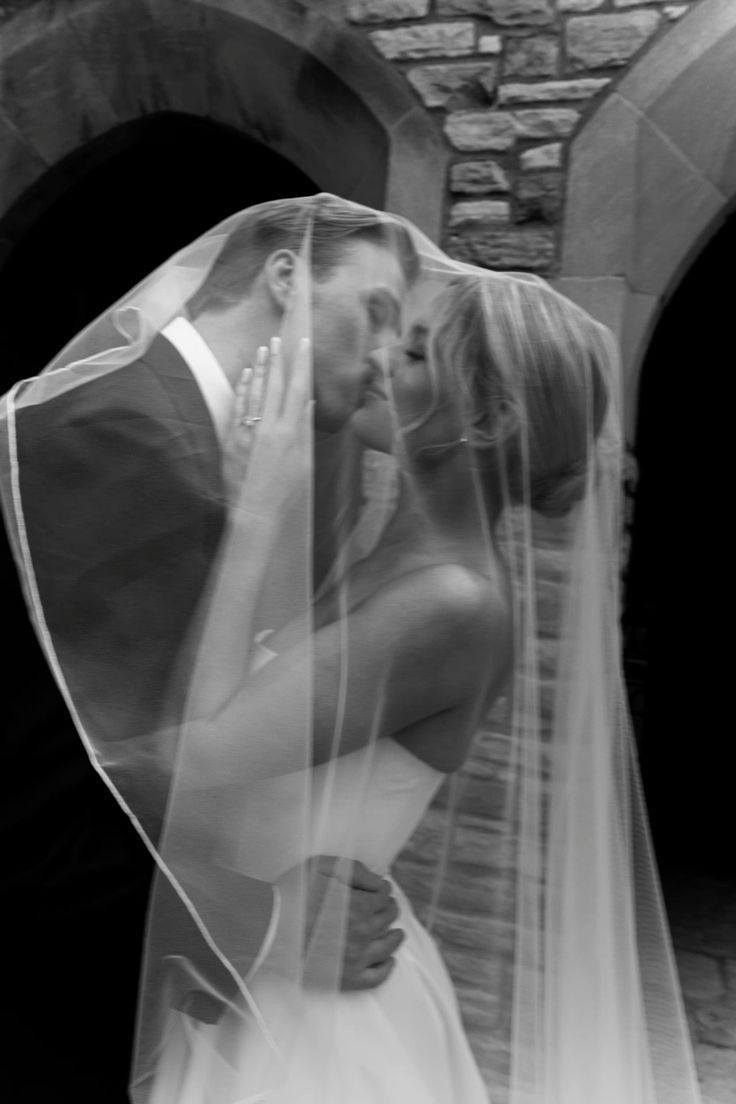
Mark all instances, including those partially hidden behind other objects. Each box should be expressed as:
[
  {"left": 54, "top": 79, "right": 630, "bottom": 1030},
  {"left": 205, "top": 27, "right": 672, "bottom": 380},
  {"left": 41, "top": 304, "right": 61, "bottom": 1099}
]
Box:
[
  {"left": 264, "top": 249, "right": 300, "bottom": 310},
  {"left": 472, "top": 397, "right": 519, "bottom": 450}
]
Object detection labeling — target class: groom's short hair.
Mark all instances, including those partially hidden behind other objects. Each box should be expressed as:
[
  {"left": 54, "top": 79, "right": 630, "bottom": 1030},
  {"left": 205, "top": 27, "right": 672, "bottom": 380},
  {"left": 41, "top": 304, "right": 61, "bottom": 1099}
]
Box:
[{"left": 187, "top": 194, "right": 419, "bottom": 317}]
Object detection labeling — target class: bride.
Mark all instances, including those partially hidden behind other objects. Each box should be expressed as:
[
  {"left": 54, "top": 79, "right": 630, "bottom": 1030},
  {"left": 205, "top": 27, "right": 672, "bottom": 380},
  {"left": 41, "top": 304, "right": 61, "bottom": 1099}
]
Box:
[{"left": 143, "top": 266, "right": 698, "bottom": 1103}]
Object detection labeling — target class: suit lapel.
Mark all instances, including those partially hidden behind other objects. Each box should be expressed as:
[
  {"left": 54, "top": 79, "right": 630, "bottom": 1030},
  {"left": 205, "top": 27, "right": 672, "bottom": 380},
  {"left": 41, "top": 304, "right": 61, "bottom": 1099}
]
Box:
[{"left": 139, "top": 334, "right": 225, "bottom": 501}]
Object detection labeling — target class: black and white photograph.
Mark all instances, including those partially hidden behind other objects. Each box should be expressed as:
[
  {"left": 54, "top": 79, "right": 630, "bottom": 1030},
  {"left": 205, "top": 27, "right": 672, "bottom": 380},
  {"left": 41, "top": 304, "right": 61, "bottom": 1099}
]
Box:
[{"left": 1, "top": 2, "right": 733, "bottom": 1102}]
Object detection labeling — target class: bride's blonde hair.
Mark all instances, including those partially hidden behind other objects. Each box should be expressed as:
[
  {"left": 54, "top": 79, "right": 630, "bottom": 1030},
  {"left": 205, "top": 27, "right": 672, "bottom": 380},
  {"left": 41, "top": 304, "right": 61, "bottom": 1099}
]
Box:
[{"left": 429, "top": 275, "right": 611, "bottom": 517}]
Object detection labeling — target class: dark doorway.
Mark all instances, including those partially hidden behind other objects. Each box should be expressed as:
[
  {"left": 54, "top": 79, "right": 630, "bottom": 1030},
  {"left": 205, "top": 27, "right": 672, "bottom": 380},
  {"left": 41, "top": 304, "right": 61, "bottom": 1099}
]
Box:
[
  {"left": 624, "top": 210, "right": 735, "bottom": 877},
  {"left": 0, "top": 112, "right": 318, "bottom": 388}
]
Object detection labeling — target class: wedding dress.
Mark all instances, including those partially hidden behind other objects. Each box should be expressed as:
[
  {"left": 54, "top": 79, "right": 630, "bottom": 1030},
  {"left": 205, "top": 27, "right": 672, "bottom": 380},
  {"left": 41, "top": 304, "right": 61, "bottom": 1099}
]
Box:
[{"left": 151, "top": 731, "right": 489, "bottom": 1104}]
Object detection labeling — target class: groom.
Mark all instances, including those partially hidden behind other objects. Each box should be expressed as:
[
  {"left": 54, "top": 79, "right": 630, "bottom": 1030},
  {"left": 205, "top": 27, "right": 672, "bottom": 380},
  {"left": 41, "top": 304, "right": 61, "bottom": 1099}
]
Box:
[{"left": 4, "top": 195, "right": 418, "bottom": 1101}]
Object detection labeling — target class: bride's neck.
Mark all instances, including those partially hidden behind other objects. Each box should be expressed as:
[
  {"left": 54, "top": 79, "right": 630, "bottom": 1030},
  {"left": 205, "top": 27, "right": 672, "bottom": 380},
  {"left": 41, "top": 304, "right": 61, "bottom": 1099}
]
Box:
[{"left": 378, "top": 453, "right": 502, "bottom": 570}]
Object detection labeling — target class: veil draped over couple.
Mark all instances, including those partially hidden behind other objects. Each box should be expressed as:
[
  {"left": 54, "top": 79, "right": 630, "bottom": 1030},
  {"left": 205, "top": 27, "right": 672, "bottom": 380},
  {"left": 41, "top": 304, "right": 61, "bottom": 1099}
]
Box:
[{"left": 1, "top": 195, "right": 702, "bottom": 1104}]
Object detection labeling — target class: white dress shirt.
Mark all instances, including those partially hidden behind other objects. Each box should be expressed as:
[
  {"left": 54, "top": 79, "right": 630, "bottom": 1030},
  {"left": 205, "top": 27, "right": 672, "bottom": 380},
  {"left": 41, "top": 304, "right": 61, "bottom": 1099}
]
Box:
[{"left": 161, "top": 315, "right": 233, "bottom": 444}]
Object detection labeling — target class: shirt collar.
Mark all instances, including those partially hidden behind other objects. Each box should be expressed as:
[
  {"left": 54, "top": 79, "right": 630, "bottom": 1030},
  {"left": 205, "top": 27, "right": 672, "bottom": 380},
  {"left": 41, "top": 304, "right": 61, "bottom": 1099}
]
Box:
[{"left": 161, "top": 316, "right": 233, "bottom": 444}]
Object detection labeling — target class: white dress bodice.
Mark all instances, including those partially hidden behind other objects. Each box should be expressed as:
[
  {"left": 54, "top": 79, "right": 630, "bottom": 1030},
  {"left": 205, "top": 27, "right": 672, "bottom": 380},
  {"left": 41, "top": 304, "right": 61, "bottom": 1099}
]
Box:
[{"left": 222, "top": 738, "right": 444, "bottom": 882}]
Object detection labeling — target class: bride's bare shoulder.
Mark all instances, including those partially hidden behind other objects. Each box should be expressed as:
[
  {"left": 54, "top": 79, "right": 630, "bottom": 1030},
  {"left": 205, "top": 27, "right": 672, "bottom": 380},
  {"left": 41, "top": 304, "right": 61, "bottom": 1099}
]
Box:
[{"left": 382, "top": 561, "right": 511, "bottom": 656}]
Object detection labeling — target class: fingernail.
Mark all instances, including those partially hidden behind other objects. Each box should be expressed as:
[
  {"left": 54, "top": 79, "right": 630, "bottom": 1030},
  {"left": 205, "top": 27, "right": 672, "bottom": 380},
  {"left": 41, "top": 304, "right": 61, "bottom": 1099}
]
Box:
[
  {"left": 270, "top": 336, "right": 281, "bottom": 356},
  {"left": 255, "top": 346, "right": 268, "bottom": 365}
]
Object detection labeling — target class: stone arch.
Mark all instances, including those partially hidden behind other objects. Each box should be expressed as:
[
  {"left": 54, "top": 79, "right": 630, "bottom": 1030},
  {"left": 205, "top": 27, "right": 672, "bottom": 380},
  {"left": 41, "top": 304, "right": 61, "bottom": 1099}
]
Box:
[
  {"left": 0, "top": 0, "right": 446, "bottom": 240},
  {"left": 555, "top": 0, "right": 736, "bottom": 435},
  {"left": 0, "top": 113, "right": 323, "bottom": 386}
]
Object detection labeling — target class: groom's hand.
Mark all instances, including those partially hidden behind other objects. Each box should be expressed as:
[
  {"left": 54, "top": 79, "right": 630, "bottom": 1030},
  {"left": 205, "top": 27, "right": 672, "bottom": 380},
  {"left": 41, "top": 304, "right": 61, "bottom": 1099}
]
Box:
[
  {"left": 302, "top": 856, "right": 404, "bottom": 992},
  {"left": 340, "top": 859, "right": 404, "bottom": 991}
]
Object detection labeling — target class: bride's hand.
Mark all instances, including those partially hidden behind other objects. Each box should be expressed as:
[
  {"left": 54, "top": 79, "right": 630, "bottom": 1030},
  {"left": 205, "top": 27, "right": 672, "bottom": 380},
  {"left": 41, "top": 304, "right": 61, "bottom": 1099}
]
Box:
[{"left": 224, "top": 336, "right": 312, "bottom": 517}]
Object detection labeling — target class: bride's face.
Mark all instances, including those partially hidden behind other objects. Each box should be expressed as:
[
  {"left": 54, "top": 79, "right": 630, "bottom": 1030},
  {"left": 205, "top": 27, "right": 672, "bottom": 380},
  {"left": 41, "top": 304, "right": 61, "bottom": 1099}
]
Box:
[{"left": 351, "top": 292, "right": 461, "bottom": 457}]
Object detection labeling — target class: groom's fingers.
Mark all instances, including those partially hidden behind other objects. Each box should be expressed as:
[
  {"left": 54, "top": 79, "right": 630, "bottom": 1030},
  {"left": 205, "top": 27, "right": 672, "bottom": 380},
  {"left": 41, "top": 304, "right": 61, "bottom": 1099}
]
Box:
[
  {"left": 373, "top": 894, "right": 400, "bottom": 933},
  {"left": 341, "top": 928, "right": 405, "bottom": 992},
  {"left": 348, "top": 860, "right": 389, "bottom": 894},
  {"left": 366, "top": 927, "right": 405, "bottom": 965},
  {"left": 346, "top": 957, "right": 396, "bottom": 992}
]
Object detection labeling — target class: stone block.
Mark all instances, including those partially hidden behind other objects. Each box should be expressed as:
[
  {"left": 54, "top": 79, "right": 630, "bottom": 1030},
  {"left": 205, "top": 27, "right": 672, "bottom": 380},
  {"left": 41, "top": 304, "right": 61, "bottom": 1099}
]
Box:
[
  {"left": 450, "top": 226, "right": 556, "bottom": 271},
  {"left": 631, "top": 114, "right": 723, "bottom": 296},
  {"left": 479, "top": 35, "right": 503, "bottom": 54},
  {"left": 466, "top": 747, "right": 513, "bottom": 782},
  {"left": 445, "top": 110, "right": 517, "bottom": 152},
  {"left": 400, "top": 806, "right": 453, "bottom": 865},
  {"left": 395, "top": 859, "right": 516, "bottom": 917},
  {"left": 643, "top": 25, "right": 736, "bottom": 193},
  {"left": 503, "top": 34, "right": 559, "bottom": 78},
  {"left": 450, "top": 160, "right": 511, "bottom": 194},
  {"left": 347, "top": 0, "right": 429, "bottom": 21},
  {"left": 408, "top": 62, "right": 498, "bottom": 109},
  {"left": 560, "top": 92, "right": 638, "bottom": 277},
  {"left": 445, "top": 108, "right": 577, "bottom": 151},
  {"left": 693, "top": 1045, "right": 736, "bottom": 1104},
  {"left": 725, "top": 959, "right": 736, "bottom": 991},
  {"left": 695, "top": 1004, "right": 736, "bottom": 1049},
  {"left": 442, "top": 946, "right": 507, "bottom": 991},
  {"left": 566, "top": 12, "right": 662, "bottom": 72},
  {"left": 450, "top": 199, "right": 511, "bottom": 226},
  {"left": 452, "top": 819, "right": 517, "bottom": 870},
  {"left": 676, "top": 950, "right": 725, "bottom": 1003},
  {"left": 513, "top": 108, "right": 580, "bottom": 139},
  {"left": 472, "top": 730, "right": 514, "bottom": 767},
  {"left": 515, "top": 171, "right": 563, "bottom": 222},
  {"left": 497, "top": 78, "right": 610, "bottom": 105},
  {"left": 434, "top": 771, "right": 512, "bottom": 819},
  {"left": 520, "top": 142, "right": 562, "bottom": 169},
  {"left": 437, "top": 0, "right": 555, "bottom": 25},
  {"left": 0, "top": 116, "right": 46, "bottom": 216},
  {"left": 0, "top": 12, "right": 119, "bottom": 166},
  {"left": 369, "top": 22, "right": 474, "bottom": 59},
  {"left": 386, "top": 106, "right": 449, "bottom": 242},
  {"left": 431, "top": 908, "right": 515, "bottom": 956},
  {"left": 558, "top": 0, "right": 603, "bottom": 9},
  {"left": 663, "top": 3, "right": 688, "bottom": 17},
  {"left": 551, "top": 279, "right": 631, "bottom": 397},
  {"left": 534, "top": 575, "right": 565, "bottom": 633},
  {"left": 457, "top": 987, "right": 507, "bottom": 1034}
]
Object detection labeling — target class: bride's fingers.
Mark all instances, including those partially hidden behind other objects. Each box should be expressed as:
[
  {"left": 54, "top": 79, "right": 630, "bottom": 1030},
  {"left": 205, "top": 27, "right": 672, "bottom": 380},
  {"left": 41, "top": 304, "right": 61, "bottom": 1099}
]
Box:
[
  {"left": 246, "top": 344, "right": 269, "bottom": 423},
  {"left": 233, "top": 365, "right": 253, "bottom": 429},
  {"left": 284, "top": 337, "right": 312, "bottom": 420}
]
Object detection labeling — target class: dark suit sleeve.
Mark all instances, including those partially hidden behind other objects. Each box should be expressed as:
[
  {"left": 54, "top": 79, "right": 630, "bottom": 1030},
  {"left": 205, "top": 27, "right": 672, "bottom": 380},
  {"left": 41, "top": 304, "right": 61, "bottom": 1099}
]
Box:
[
  {"left": 18, "top": 365, "right": 224, "bottom": 748},
  {"left": 13, "top": 359, "right": 274, "bottom": 1020}
]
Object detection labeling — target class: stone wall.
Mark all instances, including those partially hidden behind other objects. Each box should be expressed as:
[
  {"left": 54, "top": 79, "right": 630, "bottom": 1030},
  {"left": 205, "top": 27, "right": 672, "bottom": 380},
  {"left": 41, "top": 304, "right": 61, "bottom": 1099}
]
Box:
[
  {"left": 346, "top": 0, "right": 701, "bottom": 274},
  {"left": 393, "top": 511, "right": 570, "bottom": 1099}
]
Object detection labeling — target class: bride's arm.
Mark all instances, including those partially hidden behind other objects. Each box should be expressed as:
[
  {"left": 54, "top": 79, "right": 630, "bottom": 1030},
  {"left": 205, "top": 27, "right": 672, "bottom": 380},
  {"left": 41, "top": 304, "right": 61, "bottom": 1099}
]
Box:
[
  {"left": 189, "top": 338, "right": 312, "bottom": 719},
  {"left": 194, "top": 562, "right": 509, "bottom": 782}
]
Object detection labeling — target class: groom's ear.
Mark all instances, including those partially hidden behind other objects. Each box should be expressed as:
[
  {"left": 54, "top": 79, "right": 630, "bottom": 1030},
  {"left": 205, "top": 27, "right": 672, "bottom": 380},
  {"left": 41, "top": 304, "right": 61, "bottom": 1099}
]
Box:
[{"left": 263, "top": 249, "right": 299, "bottom": 311}]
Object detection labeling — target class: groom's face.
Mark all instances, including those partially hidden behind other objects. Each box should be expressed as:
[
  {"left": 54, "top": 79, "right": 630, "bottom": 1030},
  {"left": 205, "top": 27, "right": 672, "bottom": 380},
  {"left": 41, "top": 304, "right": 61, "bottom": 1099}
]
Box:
[{"left": 310, "top": 239, "right": 407, "bottom": 433}]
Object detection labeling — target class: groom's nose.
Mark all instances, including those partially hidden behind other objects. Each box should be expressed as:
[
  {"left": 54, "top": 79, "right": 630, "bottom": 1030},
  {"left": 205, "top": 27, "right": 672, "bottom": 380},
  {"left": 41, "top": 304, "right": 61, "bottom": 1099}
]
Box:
[{"left": 365, "top": 346, "right": 397, "bottom": 383}]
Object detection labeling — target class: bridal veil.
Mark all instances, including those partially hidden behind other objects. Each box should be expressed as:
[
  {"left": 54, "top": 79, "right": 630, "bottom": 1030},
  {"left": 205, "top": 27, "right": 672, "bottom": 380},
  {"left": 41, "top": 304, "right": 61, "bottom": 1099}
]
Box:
[{"left": 0, "top": 195, "right": 702, "bottom": 1104}]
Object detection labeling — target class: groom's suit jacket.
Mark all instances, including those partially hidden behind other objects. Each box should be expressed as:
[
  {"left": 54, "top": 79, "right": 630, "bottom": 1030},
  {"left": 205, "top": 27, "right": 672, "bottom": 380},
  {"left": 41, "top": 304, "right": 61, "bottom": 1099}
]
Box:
[{"left": 3, "top": 336, "right": 272, "bottom": 1099}]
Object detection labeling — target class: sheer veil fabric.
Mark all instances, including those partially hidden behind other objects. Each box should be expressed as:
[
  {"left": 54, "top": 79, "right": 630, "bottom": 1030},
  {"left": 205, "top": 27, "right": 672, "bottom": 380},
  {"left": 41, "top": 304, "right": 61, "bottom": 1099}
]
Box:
[{"left": 0, "top": 196, "right": 701, "bottom": 1104}]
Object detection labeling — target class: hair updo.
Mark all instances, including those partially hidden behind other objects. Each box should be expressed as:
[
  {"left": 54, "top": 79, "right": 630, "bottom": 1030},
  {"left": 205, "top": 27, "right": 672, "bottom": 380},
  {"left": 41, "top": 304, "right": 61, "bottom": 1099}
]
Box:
[{"left": 428, "top": 275, "right": 612, "bottom": 518}]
